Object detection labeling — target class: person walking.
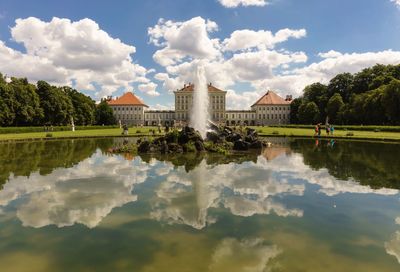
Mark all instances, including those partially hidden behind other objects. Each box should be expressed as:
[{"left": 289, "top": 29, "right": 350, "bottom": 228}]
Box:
[
  {"left": 326, "top": 124, "right": 330, "bottom": 135},
  {"left": 330, "top": 125, "right": 334, "bottom": 135}
]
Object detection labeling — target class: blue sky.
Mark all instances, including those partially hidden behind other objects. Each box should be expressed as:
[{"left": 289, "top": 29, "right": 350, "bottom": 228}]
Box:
[{"left": 0, "top": 0, "right": 400, "bottom": 109}]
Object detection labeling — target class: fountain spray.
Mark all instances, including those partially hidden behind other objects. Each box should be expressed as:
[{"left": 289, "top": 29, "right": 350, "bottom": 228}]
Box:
[{"left": 190, "top": 65, "right": 209, "bottom": 139}]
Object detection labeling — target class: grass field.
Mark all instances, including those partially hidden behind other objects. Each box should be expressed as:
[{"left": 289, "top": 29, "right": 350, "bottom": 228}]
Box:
[
  {"left": 0, "top": 126, "right": 400, "bottom": 142},
  {"left": 252, "top": 127, "right": 400, "bottom": 141}
]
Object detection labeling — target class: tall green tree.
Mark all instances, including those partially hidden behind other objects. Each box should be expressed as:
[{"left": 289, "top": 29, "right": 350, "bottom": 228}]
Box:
[
  {"left": 297, "top": 102, "right": 320, "bottom": 124},
  {"left": 327, "top": 73, "right": 353, "bottom": 102},
  {"left": 0, "top": 81, "right": 15, "bottom": 126},
  {"left": 289, "top": 98, "right": 303, "bottom": 124},
  {"left": 303, "top": 83, "right": 328, "bottom": 121},
  {"left": 382, "top": 79, "right": 400, "bottom": 124},
  {"left": 64, "top": 87, "right": 96, "bottom": 125},
  {"left": 326, "top": 93, "right": 345, "bottom": 124},
  {"left": 37, "top": 81, "right": 73, "bottom": 125},
  {"left": 95, "top": 100, "right": 116, "bottom": 125},
  {"left": 9, "top": 78, "right": 43, "bottom": 126}
]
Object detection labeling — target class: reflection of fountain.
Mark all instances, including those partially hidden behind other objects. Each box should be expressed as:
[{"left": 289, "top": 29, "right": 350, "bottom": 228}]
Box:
[{"left": 190, "top": 65, "right": 209, "bottom": 139}]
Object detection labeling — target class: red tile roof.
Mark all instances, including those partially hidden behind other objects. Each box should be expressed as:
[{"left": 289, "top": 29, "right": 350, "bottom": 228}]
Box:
[
  {"left": 251, "top": 91, "right": 291, "bottom": 107},
  {"left": 175, "top": 83, "right": 226, "bottom": 93},
  {"left": 107, "top": 92, "right": 148, "bottom": 107}
]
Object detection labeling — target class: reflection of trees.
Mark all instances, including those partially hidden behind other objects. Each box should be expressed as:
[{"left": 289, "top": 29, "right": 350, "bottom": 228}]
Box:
[
  {"left": 290, "top": 140, "right": 400, "bottom": 189},
  {"left": 0, "top": 139, "right": 113, "bottom": 188}
]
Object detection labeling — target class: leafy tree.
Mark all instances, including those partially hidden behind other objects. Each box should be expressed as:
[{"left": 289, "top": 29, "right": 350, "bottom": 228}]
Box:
[
  {"left": 37, "top": 81, "right": 73, "bottom": 125},
  {"left": 64, "top": 87, "right": 96, "bottom": 125},
  {"left": 327, "top": 73, "right": 353, "bottom": 102},
  {"left": 382, "top": 79, "right": 400, "bottom": 124},
  {"left": 9, "top": 78, "right": 43, "bottom": 125},
  {"left": 326, "top": 93, "right": 345, "bottom": 123},
  {"left": 297, "top": 102, "right": 320, "bottom": 124},
  {"left": 289, "top": 98, "right": 303, "bottom": 124},
  {"left": 303, "top": 83, "right": 328, "bottom": 121},
  {"left": 0, "top": 81, "right": 15, "bottom": 126},
  {"left": 95, "top": 100, "right": 116, "bottom": 125}
]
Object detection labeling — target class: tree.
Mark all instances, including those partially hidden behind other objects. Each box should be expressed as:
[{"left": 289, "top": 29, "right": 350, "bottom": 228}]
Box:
[
  {"left": 9, "top": 78, "right": 43, "bottom": 125},
  {"left": 303, "top": 83, "right": 328, "bottom": 121},
  {"left": 0, "top": 84, "right": 15, "bottom": 126},
  {"left": 327, "top": 73, "right": 353, "bottom": 102},
  {"left": 326, "top": 93, "right": 345, "bottom": 124},
  {"left": 297, "top": 102, "right": 320, "bottom": 124},
  {"left": 382, "top": 79, "right": 400, "bottom": 124},
  {"left": 64, "top": 87, "right": 96, "bottom": 125},
  {"left": 37, "top": 81, "right": 73, "bottom": 125},
  {"left": 95, "top": 100, "right": 116, "bottom": 125},
  {"left": 289, "top": 98, "right": 303, "bottom": 124}
]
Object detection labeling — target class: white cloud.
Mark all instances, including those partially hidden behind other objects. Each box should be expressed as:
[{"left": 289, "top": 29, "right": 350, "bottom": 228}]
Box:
[
  {"left": 391, "top": 0, "right": 400, "bottom": 7},
  {"left": 138, "top": 82, "right": 160, "bottom": 96},
  {"left": 0, "top": 17, "right": 150, "bottom": 99},
  {"left": 223, "top": 28, "right": 306, "bottom": 51},
  {"left": 218, "top": 0, "right": 268, "bottom": 8},
  {"left": 148, "top": 17, "right": 220, "bottom": 66}
]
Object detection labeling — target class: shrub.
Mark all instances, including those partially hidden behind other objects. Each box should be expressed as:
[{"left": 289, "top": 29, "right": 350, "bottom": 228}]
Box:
[
  {"left": 272, "top": 131, "right": 279, "bottom": 135},
  {"left": 346, "top": 132, "right": 354, "bottom": 136},
  {"left": 45, "top": 133, "right": 53, "bottom": 138}
]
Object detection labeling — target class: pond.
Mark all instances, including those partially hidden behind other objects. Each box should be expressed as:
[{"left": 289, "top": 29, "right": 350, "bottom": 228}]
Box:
[{"left": 0, "top": 137, "right": 399, "bottom": 272}]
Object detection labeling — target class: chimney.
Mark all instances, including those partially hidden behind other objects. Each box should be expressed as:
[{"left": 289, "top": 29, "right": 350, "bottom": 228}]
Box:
[{"left": 285, "top": 95, "right": 293, "bottom": 101}]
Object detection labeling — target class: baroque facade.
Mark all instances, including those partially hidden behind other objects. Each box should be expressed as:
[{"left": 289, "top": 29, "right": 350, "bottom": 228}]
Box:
[{"left": 107, "top": 83, "right": 292, "bottom": 126}]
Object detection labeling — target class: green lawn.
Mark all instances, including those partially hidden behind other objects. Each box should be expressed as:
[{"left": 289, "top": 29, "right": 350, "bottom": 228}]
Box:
[
  {"left": 0, "top": 126, "right": 400, "bottom": 142},
  {"left": 252, "top": 127, "right": 400, "bottom": 141},
  {"left": 0, "top": 127, "right": 163, "bottom": 141}
]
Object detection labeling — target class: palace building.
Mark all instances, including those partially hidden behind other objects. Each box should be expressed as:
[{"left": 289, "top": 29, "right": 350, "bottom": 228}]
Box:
[{"left": 107, "top": 84, "right": 292, "bottom": 126}]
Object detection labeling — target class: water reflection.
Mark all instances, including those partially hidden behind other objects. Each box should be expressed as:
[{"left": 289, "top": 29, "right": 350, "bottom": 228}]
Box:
[
  {"left": 0, "top": 138, "right": 398, "bottom": 229},
  {"left": 209, "top": 238, "right": 281, "bottom": 272},
  {"left": 0, "top": 138, "right": 400, "bottom": 271}
]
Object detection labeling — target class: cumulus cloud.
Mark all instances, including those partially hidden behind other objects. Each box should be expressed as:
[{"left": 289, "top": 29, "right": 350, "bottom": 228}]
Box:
[
  {"left": 391, "top": 0, "right": 400, "bottom": 7},
  {"left": 0, "top": 17, "right": 152, "bottom": 99},
  {"left": 138, "top": 82, "right": 160, "bottom": 96},
  {"left": 148, "top": 17, "right": 220, "bottom": 66},
  {"left": 223, "top": 28, "right": 306, "bottom": 51},
  {"left": 218, "top": 0, "right": 268, "bottom": 8}
]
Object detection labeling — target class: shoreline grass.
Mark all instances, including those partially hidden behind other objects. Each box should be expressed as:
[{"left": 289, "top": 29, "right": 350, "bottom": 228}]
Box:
[{"left": 0, "top": 126, "right": 400, "bottom": 143}]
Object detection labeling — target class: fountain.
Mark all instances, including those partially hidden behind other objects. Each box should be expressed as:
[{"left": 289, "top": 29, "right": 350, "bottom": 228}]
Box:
[{"left": 190, "top": 65, "right": 209, "bottom": 139}]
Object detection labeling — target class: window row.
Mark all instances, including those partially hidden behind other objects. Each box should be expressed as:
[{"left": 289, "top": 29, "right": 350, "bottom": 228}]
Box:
[
  {"left": 258, "top": 106, "right": 289, "bottom": 112},
  {"left": 114, "top": 106, "right": 142, "bottom": 111},
  {"left": 258, "top": 114, "right": 289, "bottom": 120}
]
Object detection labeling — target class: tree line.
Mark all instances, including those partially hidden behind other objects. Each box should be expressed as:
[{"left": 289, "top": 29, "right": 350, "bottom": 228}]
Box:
[
  {"left": 0, "top": 73, "right": 116, "bottom": 126},
  {"left": 290, "top": 64, "right": 400, "bottom": 125}
]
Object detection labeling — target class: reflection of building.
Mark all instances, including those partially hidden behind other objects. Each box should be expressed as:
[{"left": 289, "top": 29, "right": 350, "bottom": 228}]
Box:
[{"left": 107, "top": 84, "right": 292, "bottom": 126}]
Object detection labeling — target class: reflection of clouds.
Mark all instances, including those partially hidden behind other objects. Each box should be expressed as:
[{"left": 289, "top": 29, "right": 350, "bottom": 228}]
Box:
[
  {"left": 258, "top": 153, "right": 399, "bottom": 197},
  {"left": 151, "top": 159, "right": 305, "bottom": 229},
  {"left": 386, "top": 231, "right": 400, "bottom": 264},
  {"left": 0, "top": 151, "right": 149, "bottom": 228},
  {"left": 209, "top": 238, "right": 281, "bottom": 272},
  {"left": 385, "top": 217, "right": 400, "bottom": 264}
]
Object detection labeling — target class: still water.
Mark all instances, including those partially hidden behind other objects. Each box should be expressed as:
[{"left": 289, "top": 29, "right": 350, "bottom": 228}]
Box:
[{"left": 0, "top": 138, "right": 399, "bottom": 272}]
